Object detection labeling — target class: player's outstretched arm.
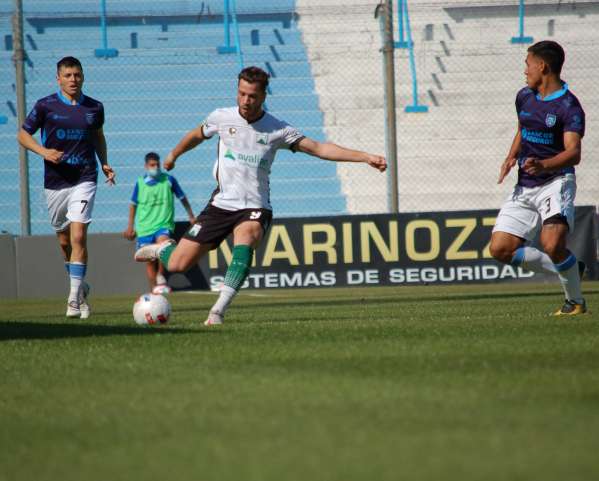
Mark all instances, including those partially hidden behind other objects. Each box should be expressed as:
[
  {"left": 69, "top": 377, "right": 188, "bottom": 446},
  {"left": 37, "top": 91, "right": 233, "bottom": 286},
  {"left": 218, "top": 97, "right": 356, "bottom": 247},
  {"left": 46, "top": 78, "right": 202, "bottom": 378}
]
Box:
[
  {"left": 17, "top": 128, "right": 63, "bottom": 163},
  {"left": 523, "top": 132, "right": 582, "bottom": 176},
  {"left": 164, "top": 126, "right": 207, "bottom": 171},
  {"left": 498, "top": 127, "right": 522, "bottom": 184},
  {"left": 296, "top": 137, "right": 387, "bottom": 172},
  {"left": 92, "top": 128, "right": 116, "bottom": 185}
]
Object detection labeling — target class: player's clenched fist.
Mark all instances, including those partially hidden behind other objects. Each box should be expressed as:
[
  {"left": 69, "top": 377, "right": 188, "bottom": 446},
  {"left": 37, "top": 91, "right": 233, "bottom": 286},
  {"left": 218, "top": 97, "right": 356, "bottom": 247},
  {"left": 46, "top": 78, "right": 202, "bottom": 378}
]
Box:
[
  {"left": 43, "top": 148, "right": 64, "bottom": 163},
  {"left": 163, "top": 152, "right": 176, "bottom": 171},
  {"left": 367, "top": 154, "right": 387, "bottom": 172}
]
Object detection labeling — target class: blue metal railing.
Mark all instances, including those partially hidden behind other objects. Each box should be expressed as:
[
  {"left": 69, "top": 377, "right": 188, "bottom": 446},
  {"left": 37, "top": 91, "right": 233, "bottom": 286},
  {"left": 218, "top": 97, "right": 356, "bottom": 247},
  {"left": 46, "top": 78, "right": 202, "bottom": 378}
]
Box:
[
  {"left": 94, "top": 0, "right": 118, "bottom": 58},
  {"left": 218, "top": 0, "right": 244, "bottom": 70},
  {"left": 395, "top": 0, "right": 427, "bottom": 113},
  {"left": 511, "top": 0, "right": 533, "bottom": 44}
]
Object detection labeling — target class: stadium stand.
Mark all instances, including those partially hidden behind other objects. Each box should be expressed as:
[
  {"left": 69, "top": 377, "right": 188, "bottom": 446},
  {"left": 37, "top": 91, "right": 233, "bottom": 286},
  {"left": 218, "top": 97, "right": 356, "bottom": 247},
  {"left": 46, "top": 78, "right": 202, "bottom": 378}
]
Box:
[
  {"left": 0, "top": 0, "right": 346, "bottom": 234},
  {"left": 297, "top": 0, "right": 599, "bottom": 213},
  {"left": 2, "top": 0, "right": 597, "bottom": 232}
]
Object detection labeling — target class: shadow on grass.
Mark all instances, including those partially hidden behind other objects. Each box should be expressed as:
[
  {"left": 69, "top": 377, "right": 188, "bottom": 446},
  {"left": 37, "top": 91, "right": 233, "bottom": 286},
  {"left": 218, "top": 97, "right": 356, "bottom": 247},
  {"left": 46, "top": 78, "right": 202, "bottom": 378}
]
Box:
[
  {"left": 0, "top": 321, "right": 205, "bottom": 341},
  {"left": 173, "top": 289, "right": 599, "bottom": 314}
]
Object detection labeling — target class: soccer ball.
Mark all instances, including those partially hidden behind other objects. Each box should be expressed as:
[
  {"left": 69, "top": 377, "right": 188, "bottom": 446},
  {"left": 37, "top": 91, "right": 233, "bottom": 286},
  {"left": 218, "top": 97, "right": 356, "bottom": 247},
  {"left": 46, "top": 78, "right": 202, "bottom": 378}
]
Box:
[{"left": 133, "top": 293, "right": 171, "bottom": 325}]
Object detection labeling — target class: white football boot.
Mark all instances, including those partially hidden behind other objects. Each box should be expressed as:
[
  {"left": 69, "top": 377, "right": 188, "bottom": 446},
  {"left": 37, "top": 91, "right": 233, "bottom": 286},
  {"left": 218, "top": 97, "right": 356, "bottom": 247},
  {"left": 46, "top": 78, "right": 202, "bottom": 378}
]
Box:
[
  {"left": 79, "top": 282, "right": 91, "bottom": 319},
  {"left": 134, "top": 239, "right": 176, "bottom": 262},
  {"left": 204, "top": 310, "right": 224, "bottom": 326},
  {"left": 66, "top": 299, "right": 81, "bottom": 318}
]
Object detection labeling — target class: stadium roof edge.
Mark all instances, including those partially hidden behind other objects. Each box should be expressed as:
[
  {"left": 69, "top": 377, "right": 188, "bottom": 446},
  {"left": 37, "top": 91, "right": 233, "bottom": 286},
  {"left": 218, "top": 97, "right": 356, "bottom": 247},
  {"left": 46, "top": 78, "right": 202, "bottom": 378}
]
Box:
[
  {"left": 25, "top": 12, "right": 298, "bottom": 30},
  {"left": 444, "top": 1, "right": 599, "bottom": 22}
]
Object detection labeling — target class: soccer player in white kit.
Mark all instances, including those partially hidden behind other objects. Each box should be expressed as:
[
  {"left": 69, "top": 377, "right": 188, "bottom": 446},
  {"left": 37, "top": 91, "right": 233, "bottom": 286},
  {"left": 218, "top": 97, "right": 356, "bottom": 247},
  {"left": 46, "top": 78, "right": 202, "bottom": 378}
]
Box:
[
  {"left": 17, "top": 56, "right": 116, "bottom": 318},
  {"left": 135, "top": 66, "right": 387, "bottom": 325},
  {"left": 490, "top": 41, "right": 586, "bottom": 315}
]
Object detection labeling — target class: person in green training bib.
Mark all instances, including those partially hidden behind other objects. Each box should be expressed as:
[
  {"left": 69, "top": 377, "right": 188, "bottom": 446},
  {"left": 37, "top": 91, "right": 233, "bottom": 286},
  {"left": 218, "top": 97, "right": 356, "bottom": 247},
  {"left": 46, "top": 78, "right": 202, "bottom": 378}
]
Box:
[{"left": 123, "top": 152, "right": 195, "bottom": 293}]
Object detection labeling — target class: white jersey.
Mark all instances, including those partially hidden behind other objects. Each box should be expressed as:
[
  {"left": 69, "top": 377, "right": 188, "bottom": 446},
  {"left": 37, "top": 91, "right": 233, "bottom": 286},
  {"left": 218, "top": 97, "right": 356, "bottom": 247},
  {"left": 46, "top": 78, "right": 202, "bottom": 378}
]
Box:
[{"left": 201, "top": 107, "right": 304, "bottom": 211}]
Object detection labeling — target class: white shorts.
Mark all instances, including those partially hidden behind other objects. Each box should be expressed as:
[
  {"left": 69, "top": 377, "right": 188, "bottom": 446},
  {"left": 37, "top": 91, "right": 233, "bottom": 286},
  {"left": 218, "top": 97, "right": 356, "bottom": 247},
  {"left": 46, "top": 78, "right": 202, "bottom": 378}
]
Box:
[
  {"left": 45, "top": 181, "right": 97, "bottom": 232},
  {"left": 493, "top": 174, "right": 576, "bottom": 241}
]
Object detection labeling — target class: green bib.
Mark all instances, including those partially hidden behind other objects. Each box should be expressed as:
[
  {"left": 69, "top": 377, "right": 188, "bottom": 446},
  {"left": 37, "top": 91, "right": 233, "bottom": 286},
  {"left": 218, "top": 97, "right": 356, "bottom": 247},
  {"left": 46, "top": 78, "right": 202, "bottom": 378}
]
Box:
[{"left": 135, "top": 174, "right": 175, "bottom": 237}]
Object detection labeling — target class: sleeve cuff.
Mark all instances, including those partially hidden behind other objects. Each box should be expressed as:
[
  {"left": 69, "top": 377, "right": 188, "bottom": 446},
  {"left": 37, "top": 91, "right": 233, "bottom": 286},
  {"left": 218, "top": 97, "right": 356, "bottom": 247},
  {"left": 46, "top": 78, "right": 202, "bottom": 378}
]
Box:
[{"left": 289, "top": 136, "right": 306, "bottom": 153}]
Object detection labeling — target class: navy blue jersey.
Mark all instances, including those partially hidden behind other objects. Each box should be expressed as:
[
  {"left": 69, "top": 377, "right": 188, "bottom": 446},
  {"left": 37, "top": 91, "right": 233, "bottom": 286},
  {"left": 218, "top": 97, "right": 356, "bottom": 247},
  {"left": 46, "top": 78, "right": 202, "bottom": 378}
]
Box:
[
  {"left": 22, "top": 92, "right": 104, "bottom": 189},
  {"left": 515, "top": 83, "right": 585, "bottom": 187}
]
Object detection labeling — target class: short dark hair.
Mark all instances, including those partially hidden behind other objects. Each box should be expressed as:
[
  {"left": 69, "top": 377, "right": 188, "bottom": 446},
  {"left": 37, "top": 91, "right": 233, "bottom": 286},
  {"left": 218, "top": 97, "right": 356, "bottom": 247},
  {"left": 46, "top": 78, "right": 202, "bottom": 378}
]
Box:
[
  {"left": 528, "top": 41, "right": 565, "bottom": 76},
  {"left": 145, "top": 152, "right": 160, "bottom": 163},
  {"left": 57, "top": 56, "right": 83, "bottom": 73},
  {"left": 238, "top": 66, "right": 270, "bottom": 92}
]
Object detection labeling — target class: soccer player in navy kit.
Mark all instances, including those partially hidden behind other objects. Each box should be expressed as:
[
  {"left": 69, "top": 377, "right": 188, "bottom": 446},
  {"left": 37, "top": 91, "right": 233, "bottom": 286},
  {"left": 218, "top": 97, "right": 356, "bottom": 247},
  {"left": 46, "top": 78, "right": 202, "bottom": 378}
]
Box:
[
  {"left": 490, "top": 41, "right": 586, "bottom": 315},
  {"left": 17, "top": 56, "right": 115, "bottom": 318}
]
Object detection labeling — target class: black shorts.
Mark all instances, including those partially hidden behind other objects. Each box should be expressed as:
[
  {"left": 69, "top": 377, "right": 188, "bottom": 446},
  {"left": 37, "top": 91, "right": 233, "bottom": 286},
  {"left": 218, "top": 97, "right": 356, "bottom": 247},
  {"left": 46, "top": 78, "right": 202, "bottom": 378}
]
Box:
[{"left": 183, "top": 203, "right": 273, "bottom": 247}]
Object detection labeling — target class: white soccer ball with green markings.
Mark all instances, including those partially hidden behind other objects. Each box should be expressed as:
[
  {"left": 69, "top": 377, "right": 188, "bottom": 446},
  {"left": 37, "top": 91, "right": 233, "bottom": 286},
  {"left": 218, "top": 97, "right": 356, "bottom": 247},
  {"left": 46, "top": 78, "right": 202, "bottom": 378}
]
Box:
[{"left": 133, "top": 293, "right": 171, "bottom": 325}]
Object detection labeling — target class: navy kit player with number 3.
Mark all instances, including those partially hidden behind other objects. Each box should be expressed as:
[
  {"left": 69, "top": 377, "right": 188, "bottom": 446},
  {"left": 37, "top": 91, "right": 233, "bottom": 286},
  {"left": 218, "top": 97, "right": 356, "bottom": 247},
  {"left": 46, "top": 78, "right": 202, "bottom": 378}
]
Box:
[
  {"left": 490, "top": 41, "right": 586, "bottom": 315},
  {"left": 134, "top": 66, "right": 387, "bottom": 325},
  {"left": 18, "top": 56, "right": 116, "bottom": 318}
]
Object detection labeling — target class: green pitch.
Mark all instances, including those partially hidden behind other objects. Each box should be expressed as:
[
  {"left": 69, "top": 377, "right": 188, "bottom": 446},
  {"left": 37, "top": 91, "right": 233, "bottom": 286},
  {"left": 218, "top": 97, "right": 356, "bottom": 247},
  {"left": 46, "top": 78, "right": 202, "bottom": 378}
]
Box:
[{"left": 1, "top": 283, "right": 598, "bottom": 481}]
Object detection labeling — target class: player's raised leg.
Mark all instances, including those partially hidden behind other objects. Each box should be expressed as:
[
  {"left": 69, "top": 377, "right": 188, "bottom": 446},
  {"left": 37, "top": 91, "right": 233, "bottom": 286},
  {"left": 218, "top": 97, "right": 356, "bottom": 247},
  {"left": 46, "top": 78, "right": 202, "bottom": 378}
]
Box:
[
  {"left": 206, "top": 221, "right": 263, "bottom": 325},
  {"left": 490, "top": 231, "right": 557, "bottom": 275}
]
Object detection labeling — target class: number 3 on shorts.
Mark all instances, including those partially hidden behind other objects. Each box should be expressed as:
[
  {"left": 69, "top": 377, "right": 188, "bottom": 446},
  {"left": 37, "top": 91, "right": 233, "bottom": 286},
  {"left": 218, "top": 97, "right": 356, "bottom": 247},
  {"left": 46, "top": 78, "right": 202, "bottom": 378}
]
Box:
[{"left": 540, "top": 194, "right": 561, "bottom": 221}]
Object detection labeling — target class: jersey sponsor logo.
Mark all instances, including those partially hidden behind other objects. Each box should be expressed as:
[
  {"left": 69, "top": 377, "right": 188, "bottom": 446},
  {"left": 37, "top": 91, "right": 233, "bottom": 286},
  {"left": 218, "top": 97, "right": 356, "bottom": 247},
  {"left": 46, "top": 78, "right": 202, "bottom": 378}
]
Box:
[
  {"left": 521, "top": 128, "right": 554, "bottom": 145},
  {"left": 223, "top": 148, "right": 268, "bottom": 169},
  {"left": 545, "top": 113, "right": 557, "bottom": 127},
  {"left": 188, "top": 224, "right": 202, "bottom": 237},
  {"left": 63, "top": 154, "right": 89, "bottom": 166},
  {"left": 56, "top": 128, "right": 89, "bottom": 141}
]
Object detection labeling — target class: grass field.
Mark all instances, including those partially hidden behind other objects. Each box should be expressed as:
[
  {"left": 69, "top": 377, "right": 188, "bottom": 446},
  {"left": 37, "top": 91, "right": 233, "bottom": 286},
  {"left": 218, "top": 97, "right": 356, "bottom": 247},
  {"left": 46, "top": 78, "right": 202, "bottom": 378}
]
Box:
[{"left": 1, "top": 282, "right": 598, "bottom": 481}]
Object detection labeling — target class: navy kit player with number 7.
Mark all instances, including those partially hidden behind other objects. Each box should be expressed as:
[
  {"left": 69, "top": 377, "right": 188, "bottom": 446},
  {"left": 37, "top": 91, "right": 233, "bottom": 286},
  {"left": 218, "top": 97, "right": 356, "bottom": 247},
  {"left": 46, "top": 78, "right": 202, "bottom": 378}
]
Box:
[
  {"left": 490, "top": 41, "right": 586, "bottom": 315},
  {"left": 18, "top": 56, "right": 116, "bottom": 318}
]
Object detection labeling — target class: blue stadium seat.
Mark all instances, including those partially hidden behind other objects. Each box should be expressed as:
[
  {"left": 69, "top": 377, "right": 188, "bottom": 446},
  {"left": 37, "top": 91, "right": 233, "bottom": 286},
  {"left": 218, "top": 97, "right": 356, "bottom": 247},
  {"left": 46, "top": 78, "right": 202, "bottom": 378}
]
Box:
[{"left": 0, "top": 2, "right": 347, "bottom": 234}]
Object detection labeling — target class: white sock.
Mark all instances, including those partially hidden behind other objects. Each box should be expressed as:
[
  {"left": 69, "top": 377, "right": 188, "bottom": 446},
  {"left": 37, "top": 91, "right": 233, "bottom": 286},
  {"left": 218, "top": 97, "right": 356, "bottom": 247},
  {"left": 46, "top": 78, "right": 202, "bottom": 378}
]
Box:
[
  {"left": 69, "top": 262, "right": 86, "bottom": 304},
  {"left": 211, "top": 285, "right": 237, "bottom": 314},
  {"left": 156, "top": 273, "right": 167, "bottom": 285},
  {"left": 511, "top": 247, "right": 556, "bottom": 274},
  {"left": 554, "top": 253, "right": 584, "bottom": 303}
]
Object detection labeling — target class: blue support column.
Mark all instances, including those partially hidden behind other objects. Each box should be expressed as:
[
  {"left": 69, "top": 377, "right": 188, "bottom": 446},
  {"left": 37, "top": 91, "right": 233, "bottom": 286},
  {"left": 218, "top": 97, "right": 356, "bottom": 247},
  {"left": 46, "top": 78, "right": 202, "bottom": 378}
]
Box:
[
  {"left": 230, "top": 0, "right": 244, "bottom": 69},
  {"left": 511, "top": 0, "right": 533, "bottom": 44},
  {"left": 94, "top": 0, "right": 118, "bottom": 58},
  {"left": 402, "top": 0, "right": 427, "bottom": 113},
  {"left": 218, "top": 0, "right": 238, "bottom": 54},
  {"left": 394, "top": 0, "right": 410, "bottom": 49}
]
